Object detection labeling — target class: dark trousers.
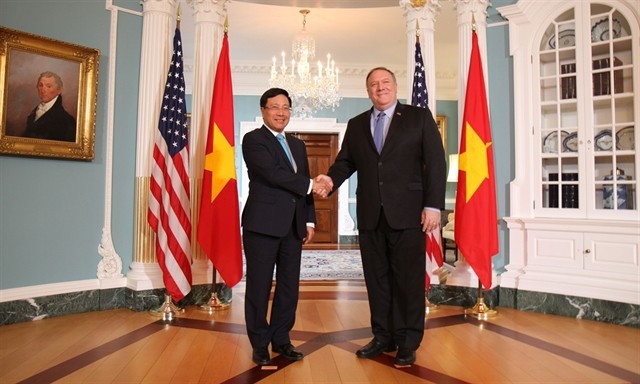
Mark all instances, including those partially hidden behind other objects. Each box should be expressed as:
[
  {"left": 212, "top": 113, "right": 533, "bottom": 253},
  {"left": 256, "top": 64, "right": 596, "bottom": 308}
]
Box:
[
  {"left": 243, "top": 228, "right": 302, "bottom": 348},
  {"left": 358, "top": 208, "right": 426, "bottom": 350}
]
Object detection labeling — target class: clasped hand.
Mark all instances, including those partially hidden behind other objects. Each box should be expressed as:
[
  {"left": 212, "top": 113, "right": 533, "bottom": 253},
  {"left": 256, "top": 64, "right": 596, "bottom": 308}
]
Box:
[{"left": 312, "top": 174, "right": 333, "bottom": 198}]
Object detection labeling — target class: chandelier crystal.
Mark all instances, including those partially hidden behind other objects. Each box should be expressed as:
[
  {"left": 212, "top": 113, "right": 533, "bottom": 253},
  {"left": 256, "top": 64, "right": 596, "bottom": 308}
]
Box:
[{"left": 269, "top": 9, "right": 341, "bottom": 118}]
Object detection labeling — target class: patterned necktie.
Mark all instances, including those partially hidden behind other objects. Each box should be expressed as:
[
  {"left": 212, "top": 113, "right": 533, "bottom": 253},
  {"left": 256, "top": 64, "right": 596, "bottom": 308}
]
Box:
[
  {"left": 373, "top": 111, "right": 386, "bottom": 153},
  {"left": 277, "top": 133, "right": 296, "bottom": 170}
]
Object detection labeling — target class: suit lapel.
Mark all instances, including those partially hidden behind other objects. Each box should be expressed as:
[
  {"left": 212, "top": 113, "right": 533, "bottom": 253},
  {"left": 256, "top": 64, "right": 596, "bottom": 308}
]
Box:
[
  {"left": 384, "top": 104, "right": 404, "bottom": 151},
  {"left": 362, "top": 108, "right": 377, "bottom": 153}
]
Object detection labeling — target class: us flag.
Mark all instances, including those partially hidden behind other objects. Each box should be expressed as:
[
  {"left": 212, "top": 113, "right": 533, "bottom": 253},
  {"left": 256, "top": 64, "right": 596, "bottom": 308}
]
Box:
[
  {"left": 410, "top": 34, "right": 442, "bottom": 290},
  {"left": 411, "top": 36, "right": 428, "bottom": 108},
  {"left": 148, "top": 27, "right": 192, "bottom": 302}
]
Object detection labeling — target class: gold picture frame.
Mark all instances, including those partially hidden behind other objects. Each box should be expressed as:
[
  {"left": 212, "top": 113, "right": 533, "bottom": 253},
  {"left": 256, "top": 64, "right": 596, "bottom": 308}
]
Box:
[
  {"left": 436, "top": 115, "right": 447, "bottom": 149},
  {"left": 0, "top": 27, "right": 99, "bottom": 160}
]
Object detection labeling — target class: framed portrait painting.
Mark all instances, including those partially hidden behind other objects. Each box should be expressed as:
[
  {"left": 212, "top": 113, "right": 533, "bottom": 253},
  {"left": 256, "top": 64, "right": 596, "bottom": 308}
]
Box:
[
  {"left": 0, "top": 27, "right": 99, "bottom": 160},
  {"left": 436, "top": 115, "right": 447, "bottom": 149}
]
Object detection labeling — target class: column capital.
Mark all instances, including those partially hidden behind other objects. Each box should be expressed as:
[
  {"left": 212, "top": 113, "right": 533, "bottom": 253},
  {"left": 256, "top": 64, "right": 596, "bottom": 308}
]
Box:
[
  {"left": 186, "top": 0, "right": 229, "bottom": 25},
  {"left": 452, "top": 0, "right": 490, "bottom": 26},
  {"left": 140, "top": 0, "right": 178, "bottom": 15},
  {"left": 400, "top": 0, "right": 442, "bottom": 31}
]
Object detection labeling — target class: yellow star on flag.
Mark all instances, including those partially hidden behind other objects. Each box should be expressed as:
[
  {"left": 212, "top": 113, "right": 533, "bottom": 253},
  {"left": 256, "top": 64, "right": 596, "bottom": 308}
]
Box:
[
  {"left": 459, "top": 121, "right": 492, "bottom": 203},
  {"left": 204, "top": 122, "right": 236, "bottom": 202}
]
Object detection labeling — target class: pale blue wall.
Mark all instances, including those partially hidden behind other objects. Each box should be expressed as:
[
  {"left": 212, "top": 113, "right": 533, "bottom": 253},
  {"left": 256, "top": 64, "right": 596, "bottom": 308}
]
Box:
[
  {"left": 487, "top": 20, "right": 515, "bottom": 273},
  {"left": 0, "top": 0, "right": 127, "bottom": 289},
  {"left": 0, "top": 0, "right": 515, "bottom": 290}
]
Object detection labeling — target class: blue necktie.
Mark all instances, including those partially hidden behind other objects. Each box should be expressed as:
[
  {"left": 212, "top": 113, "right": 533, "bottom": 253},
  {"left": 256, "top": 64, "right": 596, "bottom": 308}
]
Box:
[
  {"left": 277, "top": 133, "right": 295, "bottom": 168},
  {"left": 374, "top": 111, "right": 386, "bottom": 153}
]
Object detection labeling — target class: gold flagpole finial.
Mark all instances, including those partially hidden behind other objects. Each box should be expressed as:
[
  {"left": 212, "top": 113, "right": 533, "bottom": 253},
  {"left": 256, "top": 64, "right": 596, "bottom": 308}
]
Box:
[
  {"left": 177, "top": 3, "right": 182, "bottom": 28},
  {"left": 224, "top": 15, "right": 229, "bottom": 34},
  {"left": 415, "top": 20, "right": 420, "bottom": 38},
  {"left": 471, "top": 13, "right": 477, "bottom": 32}
]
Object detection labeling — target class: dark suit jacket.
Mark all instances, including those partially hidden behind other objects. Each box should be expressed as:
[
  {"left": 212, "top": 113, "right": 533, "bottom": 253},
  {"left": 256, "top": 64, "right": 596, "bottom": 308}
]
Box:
[
  {"left": 25, "top": 95, "right": 76, "bottom": 142},
  {"left": 327, "top": 102, "right": 446, "bottom": 231},
  {"left": 241, "top": 125, "right": 316, "bottom": 239}
]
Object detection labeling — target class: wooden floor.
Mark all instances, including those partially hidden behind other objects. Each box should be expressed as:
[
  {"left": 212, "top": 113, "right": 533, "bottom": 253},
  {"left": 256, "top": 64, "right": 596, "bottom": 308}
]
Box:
[{"left": 1, "top": 281, "right": 639, "bottom": 384}]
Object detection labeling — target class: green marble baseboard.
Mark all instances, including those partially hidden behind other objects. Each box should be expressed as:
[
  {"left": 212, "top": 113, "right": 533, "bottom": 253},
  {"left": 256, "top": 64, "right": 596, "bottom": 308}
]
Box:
[{"left": 1, "top": 285, "right": 638, "bottom": 328}]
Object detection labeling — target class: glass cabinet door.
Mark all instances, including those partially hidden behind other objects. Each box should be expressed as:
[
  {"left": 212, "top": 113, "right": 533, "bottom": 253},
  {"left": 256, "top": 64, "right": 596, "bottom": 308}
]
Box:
[
  {"left": 536, "top": 3, "right": 637, "bottom": 217},
  {"left": 538, "top": 8, "right": 581, "bottom": 211},
  {"left": 589, "top": 4, "right": 636, "bottom": 213}
]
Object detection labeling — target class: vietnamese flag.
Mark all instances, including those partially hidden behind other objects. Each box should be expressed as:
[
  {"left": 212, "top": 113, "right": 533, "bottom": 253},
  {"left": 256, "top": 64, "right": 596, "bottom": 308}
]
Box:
[
  {"left": 197, "top": 32, "right": 243, "bottom": 287},
  {"left": 454, "top": 30, "right": 499, "bottom": 291}
]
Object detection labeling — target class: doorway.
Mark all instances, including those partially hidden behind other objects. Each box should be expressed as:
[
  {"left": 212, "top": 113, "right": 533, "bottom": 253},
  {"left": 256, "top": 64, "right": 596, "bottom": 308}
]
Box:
[{"left": 292, "top": 132, "right": 339, "bottom": 244}]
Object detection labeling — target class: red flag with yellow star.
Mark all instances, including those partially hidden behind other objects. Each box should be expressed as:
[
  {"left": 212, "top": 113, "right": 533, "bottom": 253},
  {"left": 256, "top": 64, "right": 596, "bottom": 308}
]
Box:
[
  {"left": 454, "top": 30, "right": 498, "bottom": 291},
  {"left": 197, "top": 32, "right": 243, "bottom": 287}
]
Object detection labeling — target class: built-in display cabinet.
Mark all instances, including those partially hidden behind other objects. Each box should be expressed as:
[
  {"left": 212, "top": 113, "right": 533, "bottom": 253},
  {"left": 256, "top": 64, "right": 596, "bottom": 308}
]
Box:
[{"left": 500, "top": 0, "right": 639, "bottom": 305}]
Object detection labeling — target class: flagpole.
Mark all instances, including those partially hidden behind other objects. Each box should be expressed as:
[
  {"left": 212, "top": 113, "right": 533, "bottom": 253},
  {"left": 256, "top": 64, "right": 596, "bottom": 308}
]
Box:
[
  {"left": 148, "top": 2, "right": 190, "bottom": 322},
  {"left": 413, "top": 18, "right": 441, "bottom": 314},
  {"left": 455, "top": 10, "right": 499, "bottom": 321},
  {"left": 464, "top": 281, "right": 497, "bottom": 320},
  {"left": 199, "top": 268, "right": 231, "bottom": 313}
]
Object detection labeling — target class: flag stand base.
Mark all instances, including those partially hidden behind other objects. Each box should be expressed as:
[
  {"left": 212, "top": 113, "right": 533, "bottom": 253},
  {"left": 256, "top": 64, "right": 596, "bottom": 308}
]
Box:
[
  {"left": 150, "top": 294, "right": 185, "bottom": 321},
  {"left": 425, "top": 295, "right": 439, "bottom": 313},
  {"left": 464, "top": 282, "right": 497, "bottom": 320},
  {"left": 199, "top": 279, "right": 231, "bottom": 313},
  {"left": 464, "top": 298, "right": 497, "bottom": 320},
  {"left": 199, "top": 293, "right": 231, "bottom": 313}
]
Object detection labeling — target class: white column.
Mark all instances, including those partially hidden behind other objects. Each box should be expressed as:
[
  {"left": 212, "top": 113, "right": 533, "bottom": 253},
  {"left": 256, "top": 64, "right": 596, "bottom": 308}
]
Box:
[
  {"left": 135, "top": 0, "right": 177, "bottom": 179},
  {"left": 400, "top": 0, "right": 442, "bottom": 113},
  {"left": 186, "top": 0, "right": 228, "bottom": 285},
  {"left": 453, "top": 0, "right": 490, "bottom": 138},
  {"left": 129, "top": 0, "right": 177, "bottom": 290}
]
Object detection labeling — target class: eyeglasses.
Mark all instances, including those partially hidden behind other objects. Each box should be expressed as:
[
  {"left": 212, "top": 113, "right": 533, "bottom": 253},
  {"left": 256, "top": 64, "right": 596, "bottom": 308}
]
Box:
[{"left": 264, "top": 105, "right": 291, "bottom": 113}]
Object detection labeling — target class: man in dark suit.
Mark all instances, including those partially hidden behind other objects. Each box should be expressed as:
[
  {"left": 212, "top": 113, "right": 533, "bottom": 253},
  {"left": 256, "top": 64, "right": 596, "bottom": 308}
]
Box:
[
  {"left": 24, "top": 71, "right": 76, "bottom": 142},
  {"left": 317, "top": 67, "right": 446, "bottom": 366},
  {"left": 241, "top": 88, "right": 330, "bottom": 366}
]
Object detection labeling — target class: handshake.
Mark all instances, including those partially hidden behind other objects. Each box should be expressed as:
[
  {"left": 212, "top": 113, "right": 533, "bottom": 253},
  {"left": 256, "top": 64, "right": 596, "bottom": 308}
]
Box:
[{"left": 312, "top": 174, "right": 333, "bottom": 198}]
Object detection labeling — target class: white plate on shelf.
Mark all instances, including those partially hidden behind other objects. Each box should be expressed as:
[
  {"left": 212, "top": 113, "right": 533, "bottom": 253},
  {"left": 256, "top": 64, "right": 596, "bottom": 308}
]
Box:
[
  {"left": 591, "top": 18, "right": 622, "bottom": 42},
  {"left": 594, "top": 129, "right": 613, "bottom": 151},
  {"left": 543, "top": 130, "right": 569, "bottom": 153},
  {"left": 562, "top": 132, "right": 578, "bottom": 152},
  {"left": 548, "top": 28, "right": 576, "bottom": 49},
  {"left": 616, "top": 126, "right": 634, "bottom": 150}
]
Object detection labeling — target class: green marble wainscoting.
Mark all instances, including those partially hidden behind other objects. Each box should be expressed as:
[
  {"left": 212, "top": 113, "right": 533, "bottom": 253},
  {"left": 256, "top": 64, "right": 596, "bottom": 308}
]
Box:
[
  {"left": 1, "top": 285, "right": 638, "bottom": 328},
  {"left": 428, "top": 286, "right": 639, "bottom": 328}
]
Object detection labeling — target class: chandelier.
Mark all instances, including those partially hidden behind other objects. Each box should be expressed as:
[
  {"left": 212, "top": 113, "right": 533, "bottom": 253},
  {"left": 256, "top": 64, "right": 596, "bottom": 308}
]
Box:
[{"left": 269, "top": 9, "right": 341, "bottom": 118}]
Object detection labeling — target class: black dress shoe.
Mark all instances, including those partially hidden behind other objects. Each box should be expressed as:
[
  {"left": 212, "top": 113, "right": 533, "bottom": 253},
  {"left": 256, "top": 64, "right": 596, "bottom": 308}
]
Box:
[
  {"left": 356, "top": 339, "right": 394, "bottom": 358},
  {"left": 272, "top": 343, "right": 304, "bottom": 361},
  {"left": 252, "top": 347, "right": 272, "bottom": 366},
  {"left": 394, "top": 348, "right": 416, "bottom": 366}
]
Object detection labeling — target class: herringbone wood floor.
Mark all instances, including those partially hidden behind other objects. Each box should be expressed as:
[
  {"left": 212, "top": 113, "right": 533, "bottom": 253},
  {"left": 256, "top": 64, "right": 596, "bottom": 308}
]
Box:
[{"left": 1, "top": 281, "right": 638, "bottom": 384}]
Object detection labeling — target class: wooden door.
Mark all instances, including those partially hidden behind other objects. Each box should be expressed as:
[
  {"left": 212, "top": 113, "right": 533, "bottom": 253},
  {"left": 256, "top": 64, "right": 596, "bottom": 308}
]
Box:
[{"left": 292, "top": 133, "right": 339, "bottom": 244}]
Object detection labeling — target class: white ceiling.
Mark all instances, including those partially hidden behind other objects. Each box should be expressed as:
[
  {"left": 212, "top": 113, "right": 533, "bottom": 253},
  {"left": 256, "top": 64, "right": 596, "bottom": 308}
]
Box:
[{"left": 180, "top": 0, "right": 459, "bottom": 99}]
